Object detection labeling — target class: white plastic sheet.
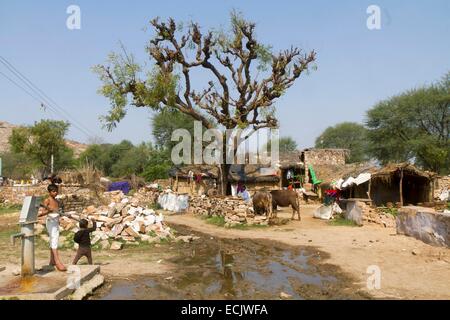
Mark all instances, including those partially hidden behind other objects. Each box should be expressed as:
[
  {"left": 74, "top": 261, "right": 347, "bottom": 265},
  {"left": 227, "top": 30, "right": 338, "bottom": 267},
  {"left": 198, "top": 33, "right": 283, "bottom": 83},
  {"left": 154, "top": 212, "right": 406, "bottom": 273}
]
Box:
[
  {"left": 354, "top": 173, "right": 371, "bottom": 185},
  {"left": 439, "top": 189, "right": 449, "bottom": 201},
  {"left": 158, "top": 192, "right": 190, "bottom": 213}
]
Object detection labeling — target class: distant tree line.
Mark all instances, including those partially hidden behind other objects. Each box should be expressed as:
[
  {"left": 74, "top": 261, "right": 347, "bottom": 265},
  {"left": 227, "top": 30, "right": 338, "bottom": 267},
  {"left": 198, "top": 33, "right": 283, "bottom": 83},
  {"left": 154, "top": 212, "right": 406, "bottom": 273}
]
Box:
[{"left": 315, "top": 72, "right": 450, "bottom": 174}]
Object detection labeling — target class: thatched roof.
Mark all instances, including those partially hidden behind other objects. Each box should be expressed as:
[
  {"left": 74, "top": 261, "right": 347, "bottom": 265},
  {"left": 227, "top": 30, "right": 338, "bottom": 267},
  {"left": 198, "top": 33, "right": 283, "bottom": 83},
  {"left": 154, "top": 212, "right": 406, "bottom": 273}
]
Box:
[
  {"left": 314, "top": 162, "right": 436, "bottom": 186},
  {"left": 313, "top": 162, "right": 378, "bottom": 185},
  {"left": 277, "top": 151, "right": 304, "bottom": 169},
  {"left": 228, "top": 164, "right": 280, "bottom": 183},
  {"left": 371, "top": 163, "right": 436, "bottom": 180},
  {"left": 169, "top": 165, "right": 219, "bottom": 179}
]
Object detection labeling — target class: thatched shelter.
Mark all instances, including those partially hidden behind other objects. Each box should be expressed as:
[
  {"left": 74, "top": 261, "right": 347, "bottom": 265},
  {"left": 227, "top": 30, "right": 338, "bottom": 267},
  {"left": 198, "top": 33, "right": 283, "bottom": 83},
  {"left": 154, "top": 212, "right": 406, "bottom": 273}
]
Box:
[
  {"left": 314, "top": 162, "right": 437, "bottom": 206},
  {"left": 277, "top": 151, "right": 305, "bottom": 188},
  {"left": 369, "top": 163, "right": 436, "bottom": 206},
  {"left": 169, "top": 164, "right": 219, "bottom": 195},
  {"left": 228, "top": 164, "right": 280, "bottom": 194},
  {"left": 312, "top": 162, "right": 378, "bottom": 199}
]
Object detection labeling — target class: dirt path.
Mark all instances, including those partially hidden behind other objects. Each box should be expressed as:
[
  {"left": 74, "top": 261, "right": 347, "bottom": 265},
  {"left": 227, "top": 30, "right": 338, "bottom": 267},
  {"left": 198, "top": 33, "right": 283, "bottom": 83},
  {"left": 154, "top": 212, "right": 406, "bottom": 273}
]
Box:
[
  {"left": 164, "top": 206, "right": 450, "bottom": 300},
  {"left": 1, "top": 207, "right": 449, "bottom": 300}
]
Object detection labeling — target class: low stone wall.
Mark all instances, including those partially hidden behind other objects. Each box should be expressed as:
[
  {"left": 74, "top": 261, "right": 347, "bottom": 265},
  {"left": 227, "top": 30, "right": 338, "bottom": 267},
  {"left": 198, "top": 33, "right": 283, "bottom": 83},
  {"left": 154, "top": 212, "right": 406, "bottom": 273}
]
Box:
[
  {"left": 0, "top": 185, "right": 86, "bottom": 205},
  {"left": 434, "top": 176, "right": 450, "bottom": 199},
  {"left": 397, "top": 206, "right": 450, "bottom": 248},
  {"left": 189, "top": 196, "right": 268, "bottom": 227},
  {"left": 58, "top": 193, "right": 100, "bottom": 213}
]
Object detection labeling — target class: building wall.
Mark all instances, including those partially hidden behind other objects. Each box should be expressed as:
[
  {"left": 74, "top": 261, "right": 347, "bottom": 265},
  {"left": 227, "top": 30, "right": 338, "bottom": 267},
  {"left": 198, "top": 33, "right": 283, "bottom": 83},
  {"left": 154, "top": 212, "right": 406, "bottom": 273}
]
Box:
[
  {"left": 434, "top": 176, "right": 450, "bottom": 199},
  {"left": 303, "top": 149, "right": 347, "bottom": 183},
  {"left": 172, "top": 179, "right": 213, "bottom": 195}
]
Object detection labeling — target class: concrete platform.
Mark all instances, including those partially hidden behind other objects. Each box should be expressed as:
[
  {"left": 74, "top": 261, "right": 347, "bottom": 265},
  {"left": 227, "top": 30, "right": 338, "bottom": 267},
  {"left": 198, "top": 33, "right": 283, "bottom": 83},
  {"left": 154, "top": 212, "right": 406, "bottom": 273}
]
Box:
[
  {"left": 397, "top": 206, "right": 450, "bottom": 248},
  {"left": 0, "top": 265, "right": 101, "bottom": 300}
]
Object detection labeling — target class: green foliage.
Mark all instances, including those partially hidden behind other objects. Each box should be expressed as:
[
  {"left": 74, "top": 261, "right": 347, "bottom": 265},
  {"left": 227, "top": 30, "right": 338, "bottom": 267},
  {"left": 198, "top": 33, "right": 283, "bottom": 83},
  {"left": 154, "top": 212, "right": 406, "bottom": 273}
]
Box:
[
  {"left": 203, "top": 215, "right": 226, "bottom": 227},
  {"left": 265, "top": 136, "right": 298, "bottom": 154},
  {"left": 151, "top": 108, "right": 198, "bottom": 150},
  {"left": 0, "top": 152, "right": 36, "bottom": 179},
  {"left": 328, "top": 216, "right": 358, "bottom": 227},
  {"left": 379, "top": 207, "right": 398, "bottom": 217},
  {"left": 0, "top": 203, "right": 22, "bottom": 215},
  {"left": 315, "top": 122, "right": 370, "bottom": 163},
  {"left": 8, "top": 119, "right": 75, "bottom": 176},
  {"left": 79, "top": 140, "right": 171, "bottom": 181},
  {"left": 366, "top": 72, "right": 450, "bottom": 174},
  {"left": 111, "top": 142, "right": 150, "bottom": 177}
]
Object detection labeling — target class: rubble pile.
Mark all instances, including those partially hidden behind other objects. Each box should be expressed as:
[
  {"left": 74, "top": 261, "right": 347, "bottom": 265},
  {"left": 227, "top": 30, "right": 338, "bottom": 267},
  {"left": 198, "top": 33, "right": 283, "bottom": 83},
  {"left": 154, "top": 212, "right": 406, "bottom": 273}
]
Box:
[
  {"left": 345, "top": 201, "right": 396, "bottom": 228},
  {"left": 189, "top": 195, "right": 268, "bottom": 227},
  {"left": 35, "top": 188, "right": 195, "bottom": 250}
]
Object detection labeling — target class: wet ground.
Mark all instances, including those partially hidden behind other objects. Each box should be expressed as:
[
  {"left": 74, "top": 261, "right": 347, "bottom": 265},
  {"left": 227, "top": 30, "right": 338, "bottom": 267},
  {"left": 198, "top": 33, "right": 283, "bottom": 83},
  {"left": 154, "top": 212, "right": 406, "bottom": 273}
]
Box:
[{"left": 93, "top": 226, "right": 370, "bottom": 300}]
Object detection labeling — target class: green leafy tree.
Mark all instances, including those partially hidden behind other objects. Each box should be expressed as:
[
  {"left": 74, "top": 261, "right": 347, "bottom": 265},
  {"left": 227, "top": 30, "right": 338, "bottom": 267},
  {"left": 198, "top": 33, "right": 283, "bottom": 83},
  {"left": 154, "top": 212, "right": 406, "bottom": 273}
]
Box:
[
  {"left": 0, "top": 152, "right": 36, "bottom": 179},
  {"left": 151, "top": 108, "right": 207, "bottom": 151},
  {"left": 315, "top": 122, "right": 370, "bottom": 163},
  {"left": 264, "top": 136, "right": 298, "bottom": 154},
  {"left": 93, "top": 12, "right": 316, "bottom": 194},
  {"left": 111, "top": 143, "right": 151, "bottom": 177},
  {"left": 141, "top": 145, "right": 172, "bottom": 182},
  {"left": 78, "top": 143, "right": 113, "bottom": 174},
  {"left": 366, "top": 72, "right": 450, "bottom": 174},
  {"left": 8, "top": 120, "right": 74, "bottom": 177}
]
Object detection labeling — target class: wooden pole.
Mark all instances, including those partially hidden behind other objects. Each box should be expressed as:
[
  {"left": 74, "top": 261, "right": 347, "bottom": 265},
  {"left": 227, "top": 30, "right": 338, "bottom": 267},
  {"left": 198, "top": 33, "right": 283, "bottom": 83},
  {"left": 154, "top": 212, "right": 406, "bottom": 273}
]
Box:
[
  {"left": 399, "top": 169, "right": 404, "bottom": 206},
  {"left": 368, "top": 179, "right": 372, "bottom": 200}
]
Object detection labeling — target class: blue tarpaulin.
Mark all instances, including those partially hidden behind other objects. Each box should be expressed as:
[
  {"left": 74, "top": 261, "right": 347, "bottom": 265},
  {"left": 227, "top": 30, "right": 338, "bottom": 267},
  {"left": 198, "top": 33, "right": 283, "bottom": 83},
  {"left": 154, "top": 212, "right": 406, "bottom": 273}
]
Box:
[{"left": 108, "top": 181, "right": 131, "bottom": 194}]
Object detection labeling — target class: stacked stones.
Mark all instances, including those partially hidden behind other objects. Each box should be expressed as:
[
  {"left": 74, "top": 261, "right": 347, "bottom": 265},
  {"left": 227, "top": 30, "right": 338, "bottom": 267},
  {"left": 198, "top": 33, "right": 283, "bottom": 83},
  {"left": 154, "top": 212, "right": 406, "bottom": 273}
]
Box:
[
  {"left": 35, "top": 188, "right": 194, "bottom": 250},
  {"left": 189, "top": 195, "right": 268, "bottom": 227}
]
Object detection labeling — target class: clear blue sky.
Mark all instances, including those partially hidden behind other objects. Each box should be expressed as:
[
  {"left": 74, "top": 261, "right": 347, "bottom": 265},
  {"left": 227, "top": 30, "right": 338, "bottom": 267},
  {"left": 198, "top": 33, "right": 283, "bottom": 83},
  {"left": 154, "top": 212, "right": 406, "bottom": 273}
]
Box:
[{"left": 1, "top": 0, "right": 449, "bottom": 148}]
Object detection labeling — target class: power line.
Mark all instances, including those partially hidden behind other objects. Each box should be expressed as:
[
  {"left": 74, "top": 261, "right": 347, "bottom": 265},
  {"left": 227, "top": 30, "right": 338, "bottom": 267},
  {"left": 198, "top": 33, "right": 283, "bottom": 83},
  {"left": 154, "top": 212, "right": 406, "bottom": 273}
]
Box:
[
  {"left": 0, "top": 56, "right": 96, "bottom": 138},
  {"left": 0, "top": 70, "right": 46, "bottom": 104},
  {"left": 0, "top": 56, "right": 95, "bottom": 136}
]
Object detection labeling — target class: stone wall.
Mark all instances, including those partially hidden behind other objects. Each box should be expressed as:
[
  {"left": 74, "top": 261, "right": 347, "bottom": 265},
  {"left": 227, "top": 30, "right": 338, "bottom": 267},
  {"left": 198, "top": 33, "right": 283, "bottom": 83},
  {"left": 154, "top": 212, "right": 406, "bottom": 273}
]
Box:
[
  {"left": 397, "top": 206, "right": 450, "bottom": 247},
  {"left": 303, "top": 149, "right": 347, "bottom": 183},
  {"left": 189, "top": 196, "right": 268, "bottom": 227},
  {"left": 58, "top": 193, "right": 100, "bottom": 213},
  {"left": 0, "top": 184, "right": 92, "bottom": 205},
  {"left": 434, "top": 176, "right": 450, "bottom": 199}
]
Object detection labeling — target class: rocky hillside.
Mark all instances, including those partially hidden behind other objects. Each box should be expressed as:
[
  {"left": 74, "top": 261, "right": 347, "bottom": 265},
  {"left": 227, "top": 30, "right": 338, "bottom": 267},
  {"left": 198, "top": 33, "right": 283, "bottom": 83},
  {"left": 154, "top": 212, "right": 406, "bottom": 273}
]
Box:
[{"left": 0, "top": 121, "right": 88, "bottom": 157}]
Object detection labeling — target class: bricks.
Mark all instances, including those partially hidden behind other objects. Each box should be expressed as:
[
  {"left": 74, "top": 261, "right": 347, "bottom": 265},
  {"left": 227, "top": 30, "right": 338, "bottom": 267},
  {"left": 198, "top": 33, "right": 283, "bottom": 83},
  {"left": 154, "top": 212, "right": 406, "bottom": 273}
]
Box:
[
  {"left": 110, "top": 242, "right": 123, "bottom": 250},
  {"left": 34, "top": 187, "right": 178, "bottom": 247},
  {"left": 189, "top": 195, "right": 267, "bottom": 226}
]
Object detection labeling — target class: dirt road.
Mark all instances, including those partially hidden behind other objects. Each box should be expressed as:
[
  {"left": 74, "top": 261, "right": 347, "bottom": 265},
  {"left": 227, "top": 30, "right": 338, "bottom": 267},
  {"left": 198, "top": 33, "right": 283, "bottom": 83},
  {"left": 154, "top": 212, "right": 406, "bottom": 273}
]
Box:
[
  {"left": 165, "top": 206, "right": 450, "bottom": 300},
  {"left": 1, "top": 206, "right": 449, "bottom": 300}
]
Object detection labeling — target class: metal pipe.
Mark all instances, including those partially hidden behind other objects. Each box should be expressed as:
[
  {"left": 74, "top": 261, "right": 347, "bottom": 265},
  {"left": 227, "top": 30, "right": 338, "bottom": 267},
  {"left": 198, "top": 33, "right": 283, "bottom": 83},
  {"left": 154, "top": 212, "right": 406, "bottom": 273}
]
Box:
[{"left": 21, "top": 223, "right": 35, "bottom": 276}]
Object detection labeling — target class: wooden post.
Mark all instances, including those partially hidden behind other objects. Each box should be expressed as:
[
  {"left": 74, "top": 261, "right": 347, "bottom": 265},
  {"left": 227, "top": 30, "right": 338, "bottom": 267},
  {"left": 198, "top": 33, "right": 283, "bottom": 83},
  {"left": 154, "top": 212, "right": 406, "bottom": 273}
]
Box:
[
  {"left": 368, "top": 179, "right": 372, "bottom": 200},
  {"left": 399, "top": 169, "right": 404, "bottom": 206}
]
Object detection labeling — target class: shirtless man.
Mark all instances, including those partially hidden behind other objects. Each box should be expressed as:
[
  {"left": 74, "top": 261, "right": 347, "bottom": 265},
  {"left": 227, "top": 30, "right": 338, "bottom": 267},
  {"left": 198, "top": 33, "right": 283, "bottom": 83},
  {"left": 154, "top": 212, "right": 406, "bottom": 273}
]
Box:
[{"left": 38, "top": 184, "right": 67, "bottom": 271}]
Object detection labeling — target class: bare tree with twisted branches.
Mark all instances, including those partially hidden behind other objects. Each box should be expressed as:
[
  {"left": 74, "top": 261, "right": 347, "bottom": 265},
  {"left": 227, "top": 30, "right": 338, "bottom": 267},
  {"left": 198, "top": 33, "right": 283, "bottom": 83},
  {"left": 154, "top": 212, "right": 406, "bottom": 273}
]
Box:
[{"left": 94, "top": 12, "right": 316, "bottom": 194}]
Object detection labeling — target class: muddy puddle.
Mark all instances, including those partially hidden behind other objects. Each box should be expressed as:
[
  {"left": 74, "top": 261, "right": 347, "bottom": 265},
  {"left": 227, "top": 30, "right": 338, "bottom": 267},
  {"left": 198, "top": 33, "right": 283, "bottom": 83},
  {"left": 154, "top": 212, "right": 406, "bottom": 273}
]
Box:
[{"left": 93, "top": 226, "right": 369, "bottom": 300}]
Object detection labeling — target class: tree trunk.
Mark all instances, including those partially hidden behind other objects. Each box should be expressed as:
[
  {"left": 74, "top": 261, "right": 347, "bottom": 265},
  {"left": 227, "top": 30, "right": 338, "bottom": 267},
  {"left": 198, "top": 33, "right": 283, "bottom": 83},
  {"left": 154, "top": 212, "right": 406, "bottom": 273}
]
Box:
[{"left": 219, "top": 163, "right": 230, "bottom": 196}]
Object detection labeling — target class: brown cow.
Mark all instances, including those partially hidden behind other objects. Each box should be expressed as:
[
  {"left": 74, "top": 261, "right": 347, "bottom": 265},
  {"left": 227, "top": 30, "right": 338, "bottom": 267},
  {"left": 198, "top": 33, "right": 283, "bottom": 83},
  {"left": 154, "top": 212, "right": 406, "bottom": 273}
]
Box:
[
  {"left": 252, "top": 191, "right": 273, "bottom": 219},
  {"left": 270, "top": 190, "right": 301, "bottom": 220}
]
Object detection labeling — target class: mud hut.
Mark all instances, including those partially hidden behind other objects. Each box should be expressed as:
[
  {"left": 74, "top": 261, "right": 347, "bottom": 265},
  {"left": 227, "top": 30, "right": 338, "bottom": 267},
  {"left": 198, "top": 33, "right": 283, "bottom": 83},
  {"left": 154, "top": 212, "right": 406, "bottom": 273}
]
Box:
[
  {"left": 369, "top": 163, "right": 436, "bottom": 206},
  {"left": 315, "top": 162, "right": 437, "bottom": 207},
  {"left": 313, "top": 162, "right": 377, "bottom": 199},
  {"left": 169, "top": 165, "right": 219, "bottom": 195},
  {"left": 277, "top": 151, "right": 305, "bottom": 189}
]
